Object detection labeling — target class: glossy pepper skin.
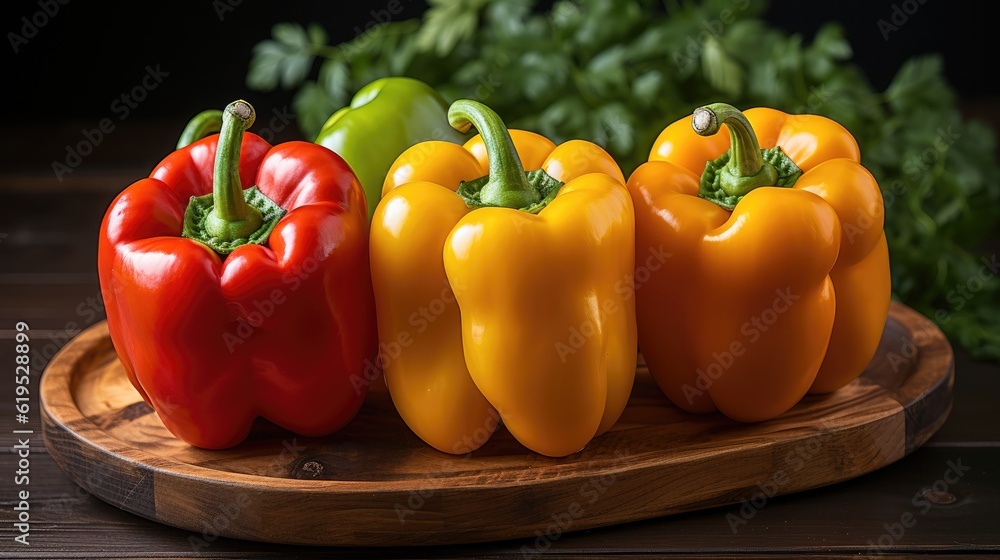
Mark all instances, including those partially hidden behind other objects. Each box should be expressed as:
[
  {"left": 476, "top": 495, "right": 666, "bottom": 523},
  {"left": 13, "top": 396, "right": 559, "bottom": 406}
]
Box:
[
  {"left": 370, "top": 100, "right": 636, "bottom": 457},
  {"left": 315, "top": 77, "right": 467, "bottom": 221},
  {"left": 99, "top": 101, "right": 377, "bottom": 449},
  {"left": 627, "top": 104, "right": 890, "bottom": 422}
]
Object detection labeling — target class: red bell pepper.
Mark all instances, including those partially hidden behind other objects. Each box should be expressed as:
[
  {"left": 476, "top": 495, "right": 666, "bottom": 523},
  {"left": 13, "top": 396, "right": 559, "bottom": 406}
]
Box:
[{"left": 98, "top": 100, "right": 376, "bottom": 449}]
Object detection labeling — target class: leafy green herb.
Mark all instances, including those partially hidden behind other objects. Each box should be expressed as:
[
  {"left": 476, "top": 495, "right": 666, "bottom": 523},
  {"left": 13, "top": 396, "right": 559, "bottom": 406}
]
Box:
[{"left": 247, "top": 0, "right": 1000, "bottom": 360}]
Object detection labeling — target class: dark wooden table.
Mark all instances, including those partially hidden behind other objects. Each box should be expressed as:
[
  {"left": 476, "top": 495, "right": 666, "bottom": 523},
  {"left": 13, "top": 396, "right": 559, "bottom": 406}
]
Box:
[{"left": 0, "top": 122, "right": 998, "bottom": 558}]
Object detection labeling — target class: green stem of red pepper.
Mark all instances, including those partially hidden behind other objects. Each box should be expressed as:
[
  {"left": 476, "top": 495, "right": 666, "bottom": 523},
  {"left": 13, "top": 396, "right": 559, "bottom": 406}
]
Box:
[
  {"left": 181, "top": 100, "right": 285, "bottom": 255},
  {"left": 449, "top": 100, "right": 563, "bottom": 213},
  {"left": 206, "top": 101, "right": 262, "bottom": 240}
]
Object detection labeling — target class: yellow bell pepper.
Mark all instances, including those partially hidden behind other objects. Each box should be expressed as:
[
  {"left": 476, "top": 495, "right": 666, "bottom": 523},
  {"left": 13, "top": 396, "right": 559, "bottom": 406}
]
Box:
[
  {"left": 627, "top": 103, "right": 890, "bottom": 422},
  {"left": 370, "top": 100, "right": 636, "bottom": 457}
]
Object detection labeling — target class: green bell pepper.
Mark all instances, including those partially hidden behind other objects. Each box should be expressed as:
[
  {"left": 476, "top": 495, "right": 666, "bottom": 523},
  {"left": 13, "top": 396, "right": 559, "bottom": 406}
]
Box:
[
  {"left": 315, "top": 77, "right": 466, "bottom": 220},
  {"left": 176, "top": 77, "right": 464, "bottom": 221}
]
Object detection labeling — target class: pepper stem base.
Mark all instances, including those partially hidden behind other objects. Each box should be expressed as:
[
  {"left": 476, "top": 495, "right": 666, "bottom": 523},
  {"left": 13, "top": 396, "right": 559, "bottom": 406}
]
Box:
[
  {"left": 699, "top": 147, "right": 802, "bottom": 211},
  {"left": 458, "top": 169, "right": 564, "bottom": 214},
  {"left": 182, "top": 186, "right": 286, "bottom": 255}
]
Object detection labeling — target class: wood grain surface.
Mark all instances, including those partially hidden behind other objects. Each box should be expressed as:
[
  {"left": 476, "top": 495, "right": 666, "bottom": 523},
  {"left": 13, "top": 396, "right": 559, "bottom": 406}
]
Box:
[{"left": 37, "top": 302, "right": 953, "bottom": 547}]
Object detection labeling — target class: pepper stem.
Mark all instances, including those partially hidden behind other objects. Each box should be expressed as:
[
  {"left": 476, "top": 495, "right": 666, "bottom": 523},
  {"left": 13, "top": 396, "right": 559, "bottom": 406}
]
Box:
[
  {"left": 204, "top": 100, "right": 262, "bottom": 241},
  {"left": 448, "top": 100, "right": 540, "bottom": 209},
  {"left": 692, "top": 103, "right": 778, "bottom": 198},
  {"left": 176, "top": 109, "right": 223, "bottom": 149}
]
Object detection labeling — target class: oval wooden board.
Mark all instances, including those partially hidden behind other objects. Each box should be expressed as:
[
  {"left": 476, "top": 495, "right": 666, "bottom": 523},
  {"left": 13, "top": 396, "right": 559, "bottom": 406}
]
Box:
[{"left": 41, "top": 302, "right": 953, "bottom": 546}]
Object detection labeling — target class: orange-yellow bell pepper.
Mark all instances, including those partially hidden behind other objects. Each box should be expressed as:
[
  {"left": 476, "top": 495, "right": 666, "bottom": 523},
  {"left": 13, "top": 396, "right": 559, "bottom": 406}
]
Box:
[
  {"left": 627, "top": 103, "right": 890, "bottom": 422},
  {"left": 370, "top": 100, "right": 636, "bottom": 457}
]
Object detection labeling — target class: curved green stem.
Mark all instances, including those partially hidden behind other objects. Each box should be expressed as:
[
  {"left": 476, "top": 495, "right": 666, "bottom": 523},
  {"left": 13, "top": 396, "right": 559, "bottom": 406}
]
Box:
[
  {"left": 449, "top": 100, "right": 540, "bottom": 209},
  {"left": 692, "top": 103, "right": 777, "bottom": 197},
  {"left": 176, "top": 109, "right": 223, "bottom": 149},
  {"left": 204, "top": 100, "right": 262, "bottom": 241}
]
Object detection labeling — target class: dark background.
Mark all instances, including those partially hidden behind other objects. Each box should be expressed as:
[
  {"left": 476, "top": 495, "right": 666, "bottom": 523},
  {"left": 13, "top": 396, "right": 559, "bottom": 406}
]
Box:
[{"left": 1, "top": 0, "right": 994, "bottom": 129}]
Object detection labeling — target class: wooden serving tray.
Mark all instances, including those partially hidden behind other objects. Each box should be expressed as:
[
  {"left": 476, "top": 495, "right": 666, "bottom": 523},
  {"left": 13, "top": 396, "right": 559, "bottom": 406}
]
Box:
[{"left": 40, "top": 302, "right": 953, "bottom": 546}]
